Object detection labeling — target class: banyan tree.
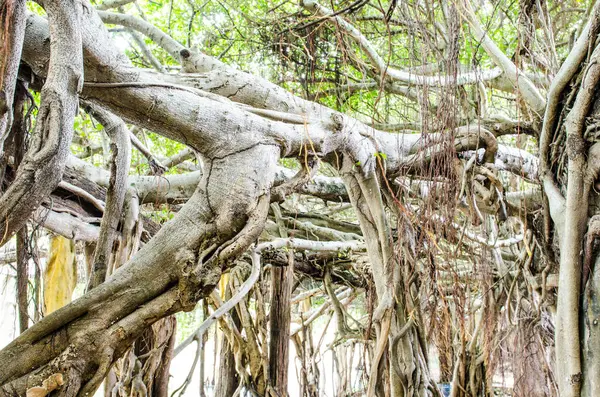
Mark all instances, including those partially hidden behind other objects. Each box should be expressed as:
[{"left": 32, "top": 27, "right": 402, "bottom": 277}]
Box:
[{"left": 0, "top": 0, "right": 598, "bottom": 396}]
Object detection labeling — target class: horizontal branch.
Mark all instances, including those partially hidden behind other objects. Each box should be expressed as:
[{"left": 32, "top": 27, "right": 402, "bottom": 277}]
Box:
[{"left": 256, "top": 238, "right": 365, "bottom": 253}]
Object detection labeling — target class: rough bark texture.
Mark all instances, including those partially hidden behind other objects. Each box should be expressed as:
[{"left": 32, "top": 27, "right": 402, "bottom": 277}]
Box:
[
  {"left": 553, "top": 36, "right": 600, "bottom": 397},
  {"left": 134, "top": 316, "right": 176, "bottom": 397},
  {"left": 215, "top": 297, "right": 241, "bottom": 397},
  {"left": 12, "top": 73, "right": 29, "bottom": 335},
  {"left": 16, "top": 226, "right": 28, "bottom": 333},
  {"left": 0, "top": 0, "right": 82, "bottom": 246},
  {"left": 154, "top": 318, "right": 176, "bottom": 397},
  {"left": 583, "top": 244, "right": 600, "bottom": 397},
  {"left": 268, "top": 263, "right": 294, "bottom": 395},
  {"left": 0, "top": 143, "right": 278, "bottom": 396},
  {"left": 0, "top": 0, "right": 26, "bottom": 146}
]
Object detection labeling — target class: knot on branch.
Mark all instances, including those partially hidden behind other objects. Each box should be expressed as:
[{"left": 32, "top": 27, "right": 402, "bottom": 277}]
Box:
[
  {"left": 569, "top": 372, "right": 582, "bottom": 386},
  {"left": 148, "top": 158, "right": 167, "bottom": 175},
  {"left": 300, "top": 0, "right": 318, "bottom": 10},
  {"left": 179, "top": 49, "right": 191, "bottom": 59},
  {"left": 177, "top": 244, "right": 221, "bottom": 310},
  {"left": 330, "top": 113, "right": 344, "bottom": 133}
]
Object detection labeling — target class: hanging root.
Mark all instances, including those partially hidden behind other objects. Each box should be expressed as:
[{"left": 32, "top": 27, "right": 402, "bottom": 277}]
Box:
[{"left": 366, "top": 309, "right": 392, "bottom": 397}]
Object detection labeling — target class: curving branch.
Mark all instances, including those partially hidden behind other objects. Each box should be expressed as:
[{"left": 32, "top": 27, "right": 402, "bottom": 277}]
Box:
[
  {"left": 0, "top": 0, "right": 83, "bottom": 246},
  {"left": 126, "top": 28, "right": 166, "bottom": 73},
  {"left": 128, "top": 127, "right": 167, "bottom": 174},
  {"left": 399, "top": 126, "right": 499, "bottom": 172},
  {"left": 539, "top": 2, "right": 600, "bottom": 229},
  {"left": 458, "top": 1, "right": 546, "bottom": 114},
  {"left": 97, "top": 10, "right": 183, "bottom": 60},
  {"left": 161, "top": 147, "right": 195, "bottom": 169},
  {"left": 0, "top": 0, "right": 27, "bottom": 148}
]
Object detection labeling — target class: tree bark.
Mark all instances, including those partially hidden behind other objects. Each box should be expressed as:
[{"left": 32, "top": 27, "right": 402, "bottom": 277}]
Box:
[
  {"left": 268, "top": 263, "right": 294, "bottom": 396},
  {"left": 0, "top": 0, "right": 27, "bottom": 146},
  {"left": 134, "top": 316, "right": 176, "bottom": 397},
  {"left": 554, "top": 42, "right": 600, "bottom": 397},
  {"left": 215, "top": 293, "right": 241, "bottom": 397},
  {"left": 342, "top": 166, "right": 439, "bottom": 397},
  {"left": 0, "top": 0, "right": 82, "bottom": 246},
  {"left": 582, "top": 234, "right": 600, "bottom": 397},
  {"left": 154, "top": 317, "right": 176, "bottom": 397},
  {"left": 12, "top": 69, "right": 29, "bottom": 335},
  {"left": 16, "top": 226, "right": 28, "bottom": 333},
  {"left": 0, "top": 144, "right": 279, "bottom": 396}
]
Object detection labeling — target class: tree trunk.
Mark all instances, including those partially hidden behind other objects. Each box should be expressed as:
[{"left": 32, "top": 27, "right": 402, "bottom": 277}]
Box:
[
  {"left": 512, "top": 316, "right": 556, "bottom": 396},
  {"left": 215, "top": 305, "right": 241, "bottom": 397},
  {"left": 16, "top": 226, "right": 28, "bottom": 333},
  {"left": 0, "top": 0, "right": 27, "bottom": 145},
  {"left": 342, "top": 168, "right": 438, "bottom": 397},
  {"left": 11, "top": 66, "right": 29, "bottom": 335},
  {"left": 268, "top": 262, "right": 294, "bottom": 396},
  {"left": 154, "top": 317, "right": 176, "bottom": 397},
  {"left": 0, "top": 0, "right": 83, "bottom": 246},
  {"left": 582, "top": 217, "right": 600, "bottom": 397}
]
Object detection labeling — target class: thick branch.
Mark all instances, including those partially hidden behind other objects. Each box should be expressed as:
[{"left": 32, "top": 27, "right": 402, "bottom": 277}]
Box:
[
  {"left": 0, "top": 0, "right": 83, "bottom": 246},
  {"left": 0, "top": 0, "right": 26, "bottom": 147},
  {"left": 0, "top": 145, "right": 279, "bottom": 396}
]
